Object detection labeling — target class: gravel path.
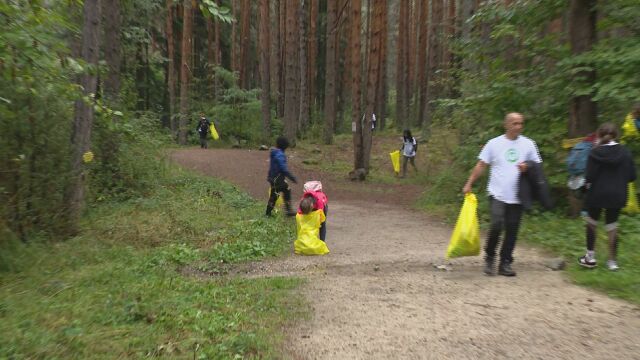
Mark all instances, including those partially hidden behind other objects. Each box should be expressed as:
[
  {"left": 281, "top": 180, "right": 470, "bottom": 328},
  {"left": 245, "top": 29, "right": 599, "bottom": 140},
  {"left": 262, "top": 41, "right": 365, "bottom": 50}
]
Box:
[{"left": 171, "top": 148, "right": 640, "bottom": 360}]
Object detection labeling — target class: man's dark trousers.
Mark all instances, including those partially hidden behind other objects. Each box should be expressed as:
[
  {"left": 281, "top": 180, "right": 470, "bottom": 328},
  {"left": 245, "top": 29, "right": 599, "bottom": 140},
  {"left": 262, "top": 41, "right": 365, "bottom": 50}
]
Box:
[{"left": 486, "top": 196, "right": 523, "bottom": 265}]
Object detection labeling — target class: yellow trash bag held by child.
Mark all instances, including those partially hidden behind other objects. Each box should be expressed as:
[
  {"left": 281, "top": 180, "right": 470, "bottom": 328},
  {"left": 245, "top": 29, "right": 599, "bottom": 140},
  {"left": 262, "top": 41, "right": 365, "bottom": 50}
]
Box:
[
  {"left": 389, "top": 150, "right": 400, "bottom": 175},
  {"left": 446, "top": 193, "right": 480, "bottom": 259},
  {"left": 295, "top": 210, "right": 329, "bottom": 255},
  {"left": 210, "top": 123, "right": 220, "bottom": 140},
  {"left": 622, "top": 182, "right": 639, "bottom": 214},
  {"left": 268, "top": 188, "right": 284, "bottom": 209}
]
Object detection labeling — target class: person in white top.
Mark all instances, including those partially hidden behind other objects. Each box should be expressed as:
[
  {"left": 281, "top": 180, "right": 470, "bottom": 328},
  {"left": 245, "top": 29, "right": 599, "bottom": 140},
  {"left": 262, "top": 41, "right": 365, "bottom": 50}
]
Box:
[{"left": 462, "top": 113, "right": 542, "bottom": 277}]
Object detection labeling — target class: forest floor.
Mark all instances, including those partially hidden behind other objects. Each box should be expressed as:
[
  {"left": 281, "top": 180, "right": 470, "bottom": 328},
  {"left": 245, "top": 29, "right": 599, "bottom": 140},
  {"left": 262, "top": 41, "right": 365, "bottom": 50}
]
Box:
[{"left": 170, "top": 147, "right": 640, "bottom": 360}]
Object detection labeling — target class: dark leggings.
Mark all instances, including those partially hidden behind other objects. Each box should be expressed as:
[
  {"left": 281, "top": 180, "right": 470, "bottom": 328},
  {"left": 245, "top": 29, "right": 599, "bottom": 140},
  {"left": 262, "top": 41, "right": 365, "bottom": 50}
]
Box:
[
  {"left": 319, "top": 205, "right": 328, "bottom": 241},
  {"left": 485, "top": 197, "right": 523, "bottom": 264},
  {"left": 266, "top": 175, "right": 292, "bottom": 215},
  {"left": 585, "top": 208, "right": 620, "bottom": 252}
]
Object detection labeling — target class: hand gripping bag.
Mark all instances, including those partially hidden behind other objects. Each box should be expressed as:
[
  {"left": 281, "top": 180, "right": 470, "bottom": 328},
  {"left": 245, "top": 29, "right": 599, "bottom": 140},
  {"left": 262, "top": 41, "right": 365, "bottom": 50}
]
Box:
[
  {"left": 446, "top": 193, "right": 480, "bottom": 259},
  {"left": 622, "top": 183, "right": 639, "bottom": 214},
  {"left": 389, "top": 150, "right": 400, "bottom": 174},
  {"left": 294, "top": 210, "right": 329, "bottom": 255},
  {"left": 268, "top": 187, "right": 284, "bottom": 209}
]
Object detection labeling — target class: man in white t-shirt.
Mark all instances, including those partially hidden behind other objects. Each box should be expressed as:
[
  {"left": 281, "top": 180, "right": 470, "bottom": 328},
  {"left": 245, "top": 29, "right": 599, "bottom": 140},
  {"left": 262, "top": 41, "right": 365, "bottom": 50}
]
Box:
[{"left": 462, "top": 113, "right": 542, "bottom": 276}]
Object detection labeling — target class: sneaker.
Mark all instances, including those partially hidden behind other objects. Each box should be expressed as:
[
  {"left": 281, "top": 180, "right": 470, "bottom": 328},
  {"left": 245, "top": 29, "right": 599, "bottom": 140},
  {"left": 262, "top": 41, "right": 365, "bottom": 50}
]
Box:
[
  {"left": 578, "top": 255, "right": 597, "bottom": 269},
  {"left": 483, "top": 259, "right": 495, "bottom": 276},
  {"left": 607, "top": 260, "right": 619, "bottom": 271},
  {"left": 498, "top": 262, "right": 516, "bottom": 277}
]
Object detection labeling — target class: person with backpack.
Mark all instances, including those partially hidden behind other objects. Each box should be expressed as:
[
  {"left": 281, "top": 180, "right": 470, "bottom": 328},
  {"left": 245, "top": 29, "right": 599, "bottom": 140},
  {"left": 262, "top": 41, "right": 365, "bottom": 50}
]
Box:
[
  {"left": 566, "top": 133, "right": 597, "bottom": 197},
  {"left": 578, "top": 123, "right": 636, "bottom": 271},
  {"left": 196, "top": 112, "right": 211, "bottom": 149}
]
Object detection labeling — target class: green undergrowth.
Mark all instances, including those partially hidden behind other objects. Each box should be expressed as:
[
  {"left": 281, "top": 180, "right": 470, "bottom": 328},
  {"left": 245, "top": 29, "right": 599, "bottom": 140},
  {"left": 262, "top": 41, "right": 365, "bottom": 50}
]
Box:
[{"left": 0, "top": 166, "right": 303, "bottom": 359}]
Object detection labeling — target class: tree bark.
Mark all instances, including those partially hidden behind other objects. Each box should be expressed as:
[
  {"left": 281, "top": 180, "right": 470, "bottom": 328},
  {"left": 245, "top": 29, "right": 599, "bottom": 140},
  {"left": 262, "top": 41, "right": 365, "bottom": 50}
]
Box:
[
  {"left": 568, "top": 0, "right": 598, "bottom": 137},
  {"left": 375, "top": 1, "right": 388, "bottom": 130},
  {"left": 67, "top": 0, "right": 102, "bottom": 230},
  {"left": 351, "top": 0, "right": 363, "bottom": 169},
  {"left": 425, "top": 0, "right": 443, "bottom": 129},
  {"left": 284, "top": 0, "right": 299, "bottom": 141},
  {"left": 178, "top": 0, "right": 193, "bottom": 145},
  {"left": 102, "top": 0, "right": 121, "bottom": 101},
  {"left": 206, "top": 16, "right": 216, "bottom": 98},
  {"left": 231, "top": 0, "right": 239, "bottom": 74},
  {"left": 396, "top": 0, "right": 409, "bottom": 129},
  {"left": 299, "top": 0, "right": 310, "bottom": 132},
  {"left": 363, "top": 0, "right": 384, "bottom": 171},
  {"left": 323, "top": 0, "right": 338, "bottom": 144},
  {"left": 259, "top": 0, "right": 271, "bottom": 140},
  {"left": 417, "top": 0, "right": 429, "bottom": 127},
  {"left": 166, "top": 0, "right": 176, "bottom": 132},
  {"left": 239, "top": 0, "right": 251, "bottom": 88},
  {"left": 277, "top": 0, "right": 286, "bottom": 118},
  {"left": 308, "top": 0, "right": 319, "bottom": 111}
]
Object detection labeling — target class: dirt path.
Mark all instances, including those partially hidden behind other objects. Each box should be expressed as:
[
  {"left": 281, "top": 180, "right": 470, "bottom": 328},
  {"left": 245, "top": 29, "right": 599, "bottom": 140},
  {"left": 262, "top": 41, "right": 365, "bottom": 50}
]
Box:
[{"left": 171, "top": 148, "right": 640, "bottom": 360}]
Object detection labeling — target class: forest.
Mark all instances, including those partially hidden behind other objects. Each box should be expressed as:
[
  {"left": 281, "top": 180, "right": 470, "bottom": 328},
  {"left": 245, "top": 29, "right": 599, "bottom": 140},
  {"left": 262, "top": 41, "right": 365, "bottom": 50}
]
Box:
[
  {"left": 1, "top": 0, "right": 640, "bottom": 357},
  {"left": 2, "top": 0, "right": 639, "bottom": 239}
]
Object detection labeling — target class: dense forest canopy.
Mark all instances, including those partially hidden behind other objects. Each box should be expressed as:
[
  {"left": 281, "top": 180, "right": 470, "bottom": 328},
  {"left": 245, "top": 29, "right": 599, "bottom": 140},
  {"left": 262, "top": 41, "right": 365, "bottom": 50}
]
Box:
[{"left": 1, "top": 0, "right": 639, "bottom": 240}]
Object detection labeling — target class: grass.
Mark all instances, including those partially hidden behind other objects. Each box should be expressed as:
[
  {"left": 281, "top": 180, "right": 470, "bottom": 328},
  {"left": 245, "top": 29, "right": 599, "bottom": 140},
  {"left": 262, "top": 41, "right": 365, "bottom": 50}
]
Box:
[{"left": 0, "top": 166, "right": 303, "bottom": 359}]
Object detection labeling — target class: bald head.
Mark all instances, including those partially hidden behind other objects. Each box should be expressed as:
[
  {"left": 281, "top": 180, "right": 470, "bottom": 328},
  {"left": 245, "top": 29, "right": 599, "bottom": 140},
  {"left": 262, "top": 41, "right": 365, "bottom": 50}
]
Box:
[{"left": 504, "top": 112, "right": 524, "bottom": 139}]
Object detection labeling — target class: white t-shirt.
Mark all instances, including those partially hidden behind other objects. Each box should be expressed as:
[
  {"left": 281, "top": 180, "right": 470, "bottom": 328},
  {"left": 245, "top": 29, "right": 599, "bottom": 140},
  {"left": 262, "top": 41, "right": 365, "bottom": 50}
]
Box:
[{"left": 478, "top": 135, "right": 542, "bottom": 204}]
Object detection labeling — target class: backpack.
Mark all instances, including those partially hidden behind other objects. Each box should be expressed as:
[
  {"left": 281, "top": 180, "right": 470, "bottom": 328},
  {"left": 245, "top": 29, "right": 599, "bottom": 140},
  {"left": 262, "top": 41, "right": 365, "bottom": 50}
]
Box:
[{"left": 566, "top": 141, "right": 593, "bottom": 176}]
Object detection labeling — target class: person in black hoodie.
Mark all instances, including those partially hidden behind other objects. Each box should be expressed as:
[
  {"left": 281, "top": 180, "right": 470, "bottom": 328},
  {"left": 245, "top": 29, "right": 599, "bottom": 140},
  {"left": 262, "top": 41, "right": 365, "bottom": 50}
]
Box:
[{"left": 579, "top": 123, "right": 636, "bottom": 271}]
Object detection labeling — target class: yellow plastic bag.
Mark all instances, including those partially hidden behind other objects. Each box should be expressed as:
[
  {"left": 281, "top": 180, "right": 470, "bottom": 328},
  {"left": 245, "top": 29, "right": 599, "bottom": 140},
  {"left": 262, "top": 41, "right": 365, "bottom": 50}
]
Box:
[
  {"left": 621, "top": 113, "right": 638, "bottom": 143},
  {"left": 294, "top": 210, "right": 329, "bottom": 255},
  {"left": 268, "top": 188, "right": 284, "bottom": 209},
  {"left": 446, "top": 193, "right": 480, "bottom": 259},
  {"left": 622, "top": 183, "right": 639, "bottom": 214},
  {"left": 389, "top": 150, "right": 400, "bottom": 174},
  {"left": 210, "top": 123, "right": 220, "bottom": 140}
]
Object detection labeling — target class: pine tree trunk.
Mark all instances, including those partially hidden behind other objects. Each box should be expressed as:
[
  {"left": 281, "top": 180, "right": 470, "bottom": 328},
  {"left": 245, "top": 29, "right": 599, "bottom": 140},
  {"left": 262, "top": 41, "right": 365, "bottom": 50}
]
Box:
[
  {"left": 277, "top": 0, "right": 286, "bottom": 118},
  {"left": 308, "top": 0, "right": 319, "bottom": 111},
  {"left": 178, "top": 0, "right": 193, "bottom": 145},
  {"left": 363, "top": 0, "right": 384, "bottom": 171},
  {"left": 284, "top": 0, "right": 298, "bottom": 141},
  {"left": 425, "top": 0, "right": 443, "bottom": 128},
  {"left": 166, "top": 0, "right": 176, "bottom": 131},
  {"left": 375, "top": 2, "right": 388, "bottom": 130},
  {"left": 270, "top": 0, "right": 281, "bottom": 112},
  {"left": 323, "top": 0, "right": 338, "bottom": 144},
  {"left": 351, "top": 0, "right": 363, "bottom": 169},
  {"left": 259, "top": 0, "right": 271, "bottom": 140},
  {"left": 206, "top": 16, "right": 215, "bottom": 98},
  {"left": 239, "top": 0, "right": 251, "bottom": 88},
  {"left": 231, "top": 0, "right": 239, "bottom": 74},
  {"left": 103, "top": 0, "right": 121, "bottom": 101},
  {"left": 568, "top": 0, "right": 598, "bottom": 137},
  {"left": 67, "top": 0, "right": 102, "bottom": 230},
  {"left": 299, "top": 0, "right": 310, "bottom": 132},
  {"left": 417, "top": 0, "right": 429, "bottom": 127},
  {"left": 396, "top": 0, "right": 409, "bottom": 129}
]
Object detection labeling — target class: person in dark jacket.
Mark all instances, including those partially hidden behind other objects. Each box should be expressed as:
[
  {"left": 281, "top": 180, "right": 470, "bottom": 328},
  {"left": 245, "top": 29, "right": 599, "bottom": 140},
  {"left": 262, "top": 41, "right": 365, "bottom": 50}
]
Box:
[
  {"left": 196, "top": 113, "right": 211, "bottom": 149},
  {"left": 266, "top": 136, "right": 298, "bottom": 217},
  {"left": 579, "top": 123, "right": 637, "bottom": 271}
]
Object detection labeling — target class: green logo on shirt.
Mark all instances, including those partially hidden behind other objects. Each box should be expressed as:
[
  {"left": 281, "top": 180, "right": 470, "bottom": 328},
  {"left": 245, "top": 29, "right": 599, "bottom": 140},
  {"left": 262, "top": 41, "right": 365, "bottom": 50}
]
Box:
[{"left": 505, "top": 148, "right": 518, "bottom": 163}]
